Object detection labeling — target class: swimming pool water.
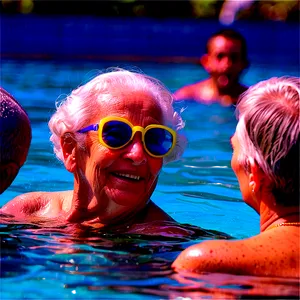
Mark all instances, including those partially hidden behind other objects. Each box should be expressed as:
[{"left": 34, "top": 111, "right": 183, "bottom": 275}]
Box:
[{"left": 1, "top": 59, "right": 299, "bottom": 299}]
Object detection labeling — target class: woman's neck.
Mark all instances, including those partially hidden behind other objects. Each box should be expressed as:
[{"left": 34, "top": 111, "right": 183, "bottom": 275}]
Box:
[
  {"left": 86, "top": 200, "right": 151, "bottom": 230},
  {"left": 259, "top": 196, "right": 299, "bottom": 232}
]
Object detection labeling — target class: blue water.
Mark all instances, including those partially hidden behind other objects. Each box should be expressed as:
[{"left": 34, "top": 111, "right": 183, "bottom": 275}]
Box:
[{"left": 1, "top": 59, "right": 299, "bottom": 299}]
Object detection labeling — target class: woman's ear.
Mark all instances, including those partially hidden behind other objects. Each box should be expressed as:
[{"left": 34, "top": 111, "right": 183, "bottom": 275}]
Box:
[
  {"left": 61, "top": 133, "right": 77, "bottom": 173},
  {"left": 247, "top": 157, "right": 260, "bottom": 193}
]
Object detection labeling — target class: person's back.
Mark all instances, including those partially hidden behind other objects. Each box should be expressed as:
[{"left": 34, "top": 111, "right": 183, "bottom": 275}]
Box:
[
  {"left": 173, "top": 29, "right": 249, "bottom": 106},
  {"left": 0, "top": 87, "right": 32, "bottom": 194},
  {"left": 172, "top": 76, "right": 299, "bottom": 278}
]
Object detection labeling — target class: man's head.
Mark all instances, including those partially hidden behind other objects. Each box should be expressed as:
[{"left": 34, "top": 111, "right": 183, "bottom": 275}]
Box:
[
  {"left": 201, "top": 29, "right": 249, "bottom": 91},
  {"left": 0, "top": 88, "right": 32, "bottom": 194}
]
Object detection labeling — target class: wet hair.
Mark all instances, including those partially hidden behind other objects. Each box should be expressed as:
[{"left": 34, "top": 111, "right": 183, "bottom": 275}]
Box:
[
  {"left": 0, "top": 87, "right": 32, "bottom": 166},
  {"left": 206, "top": 29, "right": 248, "bottom": 63},
  {"left": 49, "top": 68, "right": 187, "bottom": 165},
  {"left": 235, "top": 76, "right": 299, "bottom": 206}
]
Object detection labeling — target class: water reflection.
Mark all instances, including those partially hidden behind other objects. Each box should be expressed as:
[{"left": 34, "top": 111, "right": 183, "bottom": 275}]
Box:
[{"left": 1, "top": 220, "right": 299, "bottom": 298}]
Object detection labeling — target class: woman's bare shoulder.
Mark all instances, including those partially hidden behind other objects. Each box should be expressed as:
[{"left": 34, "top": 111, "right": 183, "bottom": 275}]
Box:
[
  {"left": 143, "top": 200, "right": 175, "bottom": 222},
  {"left": 173, "top": 230, "right": 299, "bottom": 277},
  {"left": 1, "top": 190, "right": 72, "bottom": 218}
]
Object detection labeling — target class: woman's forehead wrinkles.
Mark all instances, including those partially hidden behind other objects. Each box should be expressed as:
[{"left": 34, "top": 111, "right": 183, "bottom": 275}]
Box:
[{"left": 101, "top": 95, "right": 164, "bottom": 123}]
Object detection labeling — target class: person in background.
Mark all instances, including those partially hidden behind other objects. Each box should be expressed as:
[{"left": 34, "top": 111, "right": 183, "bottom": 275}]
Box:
[
  {"left": 0, "top": 87, "right": 32, "bottom": 194},
  {"left": 219, "top": 0, "right": 255, "bottom": 25},
  {"left": 173, "top": 29, "right": 249, "bottom": 106},
  {"left": 172, "top": 76, "right": 299, "bottom": 278},
  {"left": 0, "top": 69, "right": 187, "bottom": 228}
]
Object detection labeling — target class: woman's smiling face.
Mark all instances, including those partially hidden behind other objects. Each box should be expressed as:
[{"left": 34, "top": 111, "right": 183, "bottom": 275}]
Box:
[{"left": 77, "top": 91, "right": 165, "bottom": 214}]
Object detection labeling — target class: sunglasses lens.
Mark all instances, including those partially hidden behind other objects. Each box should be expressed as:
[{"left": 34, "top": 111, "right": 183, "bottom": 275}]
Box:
[
  {"left": 102, "top": 120, "right": 132, "bottom": 148},
  {"left": 145, "top": 128, "right": 173, "bottom": 156}
]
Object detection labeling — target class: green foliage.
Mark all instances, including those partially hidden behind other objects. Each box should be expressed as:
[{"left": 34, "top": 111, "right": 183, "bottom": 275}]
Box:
[{"left": 0, "top": 0, "right": 299, "bottom": 22}]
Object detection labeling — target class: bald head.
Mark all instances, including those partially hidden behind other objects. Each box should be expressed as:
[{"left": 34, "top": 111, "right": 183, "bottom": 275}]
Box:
[{"left": 0, "top": 87, "right": 32, "bottom": 194}]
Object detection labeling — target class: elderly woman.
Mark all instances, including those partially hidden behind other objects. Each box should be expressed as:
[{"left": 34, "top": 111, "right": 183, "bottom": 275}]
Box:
[
  {"left": 1, "top": 69, "right": 186, "bottom": 227},
  {"left": 173, "top": 76, "right": 299, "bottom": 277}
]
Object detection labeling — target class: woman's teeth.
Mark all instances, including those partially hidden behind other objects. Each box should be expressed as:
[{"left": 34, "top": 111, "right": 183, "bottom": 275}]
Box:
[{"left": 115, "top": 173, "right": 141, "bottom": 181}]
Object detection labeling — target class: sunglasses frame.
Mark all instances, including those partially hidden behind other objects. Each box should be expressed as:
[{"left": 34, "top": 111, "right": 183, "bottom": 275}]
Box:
[{"left": 77, "top": 116, "right": 176, "bottom": 158}]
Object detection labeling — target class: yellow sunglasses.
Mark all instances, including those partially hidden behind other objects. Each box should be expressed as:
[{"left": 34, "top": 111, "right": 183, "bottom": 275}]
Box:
[{"left": 77, "top": 116, "right": 176, "bottom": 158}]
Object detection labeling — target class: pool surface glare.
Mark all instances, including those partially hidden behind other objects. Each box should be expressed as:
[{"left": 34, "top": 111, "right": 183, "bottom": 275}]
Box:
[{"left": 1, "top": 59, "right": 299, "bottom": 299}]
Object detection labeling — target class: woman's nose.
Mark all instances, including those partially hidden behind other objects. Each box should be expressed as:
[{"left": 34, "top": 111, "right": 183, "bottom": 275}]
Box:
[{"left": 123, "top": 134, "right": 147, "bottom": 165}]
